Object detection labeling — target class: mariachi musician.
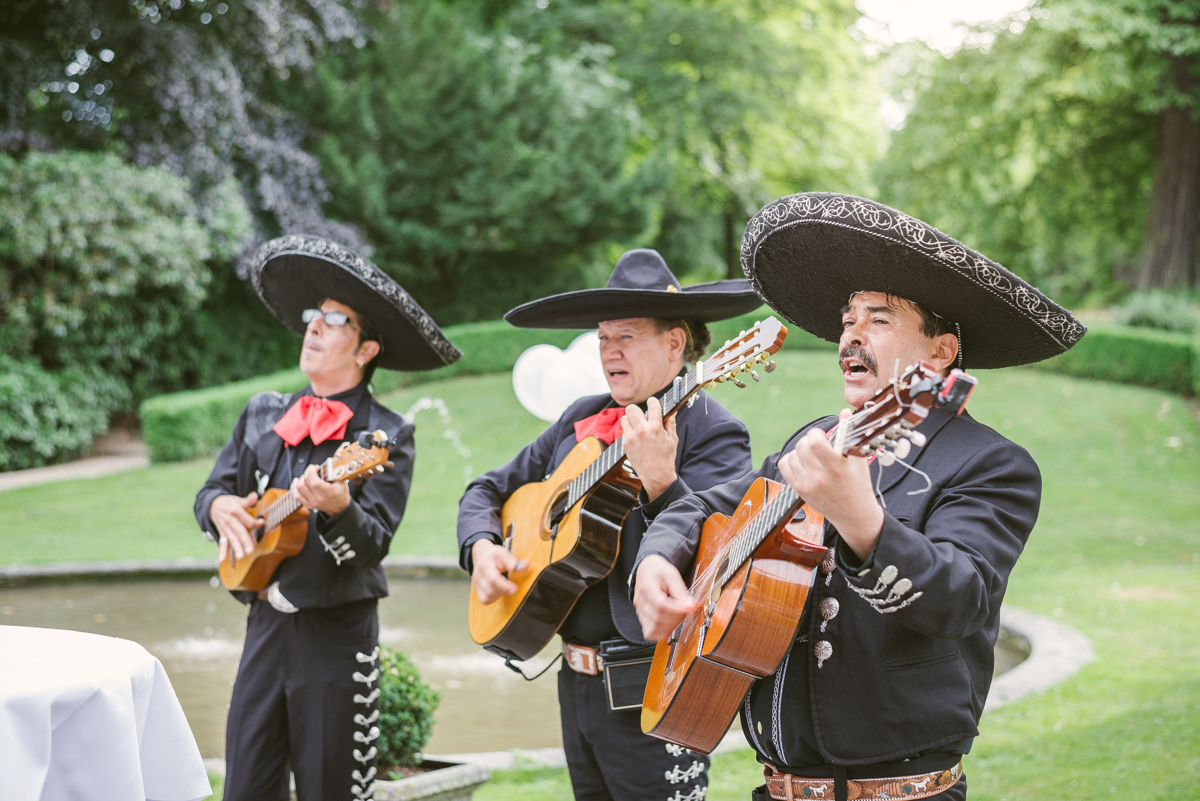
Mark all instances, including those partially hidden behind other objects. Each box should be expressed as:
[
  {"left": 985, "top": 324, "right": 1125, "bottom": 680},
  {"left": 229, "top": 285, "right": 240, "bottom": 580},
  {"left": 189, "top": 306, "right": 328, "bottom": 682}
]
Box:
[
  {"left": 459, "top": 249, "right": 762, "bottom": 801},
  {"left": 633, "top": 194, "right": 1086, "bottom": 801},
  {"left": 194, "top": 236, "right": 460, "bottom": 801}
]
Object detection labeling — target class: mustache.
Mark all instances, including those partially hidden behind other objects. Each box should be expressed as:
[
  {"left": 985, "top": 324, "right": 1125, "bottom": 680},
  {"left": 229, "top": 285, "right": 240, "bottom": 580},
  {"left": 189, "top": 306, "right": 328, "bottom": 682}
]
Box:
[{"left": 839, "top": 345, "right": 877, "bottom": 375}]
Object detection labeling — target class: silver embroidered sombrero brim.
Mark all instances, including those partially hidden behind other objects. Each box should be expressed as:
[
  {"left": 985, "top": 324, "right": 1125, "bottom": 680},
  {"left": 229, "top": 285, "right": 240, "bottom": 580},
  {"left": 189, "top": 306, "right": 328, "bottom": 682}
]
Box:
[
  {"left": 740, "top": 193, "right": 1086, "bottom": 368},
  {"left": 251, "top": 235, "right": 462, "bottom": 371}
]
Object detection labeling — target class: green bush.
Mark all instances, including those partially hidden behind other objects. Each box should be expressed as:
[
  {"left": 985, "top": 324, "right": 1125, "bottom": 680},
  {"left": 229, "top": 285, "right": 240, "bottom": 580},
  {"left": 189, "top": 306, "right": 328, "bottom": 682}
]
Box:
[
  {"left": 1112, "top": 290, "right": 1200, "bottom": 334},
  {"left": 0, "top": 356, "right": 129, "bottom": 470},
  {"left": 139, "top": 369, "right": 310, "bottom": 463},
  {"left": 376, "top": 645, "right": 441, "bottom": 774},
  {"left": 1035, "top": 322, "right": 1195, "bottom": 395},
  {"left": 140, "top": 307, "right": 835, "bottom": 462},
  {"left": 0, "top": 152, "right": 252, "bottom": 404}
]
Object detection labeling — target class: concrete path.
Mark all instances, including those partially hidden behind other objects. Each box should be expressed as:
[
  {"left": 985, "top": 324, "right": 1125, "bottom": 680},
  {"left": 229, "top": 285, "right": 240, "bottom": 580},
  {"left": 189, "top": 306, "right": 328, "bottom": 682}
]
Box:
[{"left": 0, "top": 429, "right": 149, "bottom": 493}]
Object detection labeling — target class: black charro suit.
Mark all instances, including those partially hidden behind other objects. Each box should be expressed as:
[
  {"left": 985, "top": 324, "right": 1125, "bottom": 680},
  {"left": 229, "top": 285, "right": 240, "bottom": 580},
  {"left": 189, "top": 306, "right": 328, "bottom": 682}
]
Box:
[
  {"left": 635, "top": 406, "right": 1041, "bottom": 793},
  {"left": 458, "top": 386, "right": 752, "bottom": 801}
]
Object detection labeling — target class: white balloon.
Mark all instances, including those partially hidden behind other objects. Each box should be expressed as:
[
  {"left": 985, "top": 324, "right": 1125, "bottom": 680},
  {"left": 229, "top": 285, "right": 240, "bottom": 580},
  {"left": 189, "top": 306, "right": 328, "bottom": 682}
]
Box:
[{"left": 512, "top": 332, "right": 610, "bottom": 421}]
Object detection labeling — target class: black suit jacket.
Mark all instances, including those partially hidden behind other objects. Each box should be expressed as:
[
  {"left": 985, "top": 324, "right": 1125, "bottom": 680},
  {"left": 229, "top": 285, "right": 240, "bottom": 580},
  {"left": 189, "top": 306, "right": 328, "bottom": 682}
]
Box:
[
  {"left": 635, "top": 408, "right": 1041, "bottom": 765},
  {"left": 457, "top": 388, "right": 752, "bottom": 644},
  {"left": 195, "top": 382, "right": 414, "bottom": 609}
]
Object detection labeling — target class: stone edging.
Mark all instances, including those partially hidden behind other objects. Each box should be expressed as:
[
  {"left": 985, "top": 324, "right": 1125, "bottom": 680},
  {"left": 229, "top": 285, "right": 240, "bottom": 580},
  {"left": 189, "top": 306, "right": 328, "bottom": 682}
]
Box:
[
  {"left": 0, "top": 556, "right": 463, "bottom": 587},
  {"left": 200, "top": 605, "right": 1092, "bottom": 777}
]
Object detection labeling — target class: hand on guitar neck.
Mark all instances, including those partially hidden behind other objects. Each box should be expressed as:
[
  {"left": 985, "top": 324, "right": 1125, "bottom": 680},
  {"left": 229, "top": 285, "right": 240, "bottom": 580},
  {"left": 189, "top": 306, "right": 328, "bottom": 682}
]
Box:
[
  {"left": 634, "top": 409, "right": 886, "bottom": 643},
  {"left": 619, "top": 396, "right": 679, "bottom": 502},
  {"left": 777, "top": 408, "right": 884, "bottom": 561}
]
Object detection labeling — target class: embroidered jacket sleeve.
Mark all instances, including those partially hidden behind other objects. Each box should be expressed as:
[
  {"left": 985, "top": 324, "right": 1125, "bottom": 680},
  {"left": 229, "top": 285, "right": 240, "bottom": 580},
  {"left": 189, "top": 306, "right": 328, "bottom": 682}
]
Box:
[
  {"left": 312, "top": 420, "right": 415, "bottom": 569},
  {"left": 835, "top": 431, "right": 1040, "bottom": 640},
  {"left": 455, "top": 406, "right": 577, "bottom": 572}
]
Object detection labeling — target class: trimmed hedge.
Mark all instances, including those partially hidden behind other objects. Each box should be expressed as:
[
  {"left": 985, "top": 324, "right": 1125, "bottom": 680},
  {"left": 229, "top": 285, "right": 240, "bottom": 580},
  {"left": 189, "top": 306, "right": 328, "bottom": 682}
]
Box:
[
  {"left": 140, "top": 307, "right": 829, "bottom": 462},
  {"left": 1032, "top": 322, "right": 1196, "bottom": 396}
]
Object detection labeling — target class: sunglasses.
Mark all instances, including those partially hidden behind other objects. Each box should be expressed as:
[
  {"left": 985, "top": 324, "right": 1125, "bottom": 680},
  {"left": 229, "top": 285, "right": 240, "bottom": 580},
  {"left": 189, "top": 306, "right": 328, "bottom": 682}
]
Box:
[{"left": 302, "top": 308, "right": 358, "bottom": 329}]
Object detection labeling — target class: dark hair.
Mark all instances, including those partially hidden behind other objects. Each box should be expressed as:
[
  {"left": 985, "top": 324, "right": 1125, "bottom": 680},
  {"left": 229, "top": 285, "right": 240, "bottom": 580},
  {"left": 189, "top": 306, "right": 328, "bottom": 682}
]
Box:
[
  {"left": 653, "top": 318, "right": 711, "bottom": 364},
  {"left": 355, "top": 312, "right": 382, "bottom": 386}
]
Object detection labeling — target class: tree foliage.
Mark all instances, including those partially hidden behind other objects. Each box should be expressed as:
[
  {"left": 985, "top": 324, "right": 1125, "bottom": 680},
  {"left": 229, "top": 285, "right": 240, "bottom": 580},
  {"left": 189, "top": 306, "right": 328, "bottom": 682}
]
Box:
[
  {"left": 0, "top": 151, "right": 256, "bottom": 408},
  {"left": 292, "top": 0, "right": 657, "bottom": 322},
  {"left": 878, "top": 0, "right": 1200, "bottom": 300},
  {"left": 0, "top": 0, "right": 364, "bottom": 249}
]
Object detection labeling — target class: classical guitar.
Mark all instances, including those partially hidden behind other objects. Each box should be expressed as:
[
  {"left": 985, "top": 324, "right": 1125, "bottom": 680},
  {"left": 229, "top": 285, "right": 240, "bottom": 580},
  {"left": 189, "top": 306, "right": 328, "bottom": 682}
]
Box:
[
  {"left": 469, "top": 317, "right": 790, "bottom": 662},
  {"left": 641, "top": 363, "right": 978, "bottom": 753},
  {"left": 218, "top": 429, "right": 396, "bottom": 592}
]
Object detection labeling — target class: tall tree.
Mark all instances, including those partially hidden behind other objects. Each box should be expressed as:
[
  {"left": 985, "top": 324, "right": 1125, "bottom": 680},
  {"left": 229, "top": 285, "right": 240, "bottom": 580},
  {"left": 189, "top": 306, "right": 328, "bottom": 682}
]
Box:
[
  {"left": 286, "top": 1, "right": 656, "bottom": 322},
  {"left": 0, "top": 0, "right": 364, "bottom": 252},
  {"left": 880, "top": 0, "right": 1200, "bottom": 296}
]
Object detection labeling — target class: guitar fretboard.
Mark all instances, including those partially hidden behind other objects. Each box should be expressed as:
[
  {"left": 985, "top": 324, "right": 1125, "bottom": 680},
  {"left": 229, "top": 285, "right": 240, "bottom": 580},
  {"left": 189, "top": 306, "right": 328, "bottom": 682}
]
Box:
[
  {"left": 260, "top": 462, "right": 328, "bottom": 534},
  {"left": 717, "top": 485, "right": 804, "bottom": 588},
  {"left": 563, "top": 364, "right": 708, "bottom": 510}
]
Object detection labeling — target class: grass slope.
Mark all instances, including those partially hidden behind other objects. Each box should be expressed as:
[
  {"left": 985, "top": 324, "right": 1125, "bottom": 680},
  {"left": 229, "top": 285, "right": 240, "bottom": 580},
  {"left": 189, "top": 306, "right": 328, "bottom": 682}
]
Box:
[{"left": 3, "top": 352, "right": 1199, "bottom": 798}]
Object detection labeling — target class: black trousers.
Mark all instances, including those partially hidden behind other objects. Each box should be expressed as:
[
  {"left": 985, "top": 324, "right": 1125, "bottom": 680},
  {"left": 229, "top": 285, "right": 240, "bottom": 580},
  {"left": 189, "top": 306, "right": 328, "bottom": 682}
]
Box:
[
  {"left": 224, "top": 599, "right": 381, "bottom": 801},
  {"left": 559, "top": 667, "right": 709, "bottom": 801}
]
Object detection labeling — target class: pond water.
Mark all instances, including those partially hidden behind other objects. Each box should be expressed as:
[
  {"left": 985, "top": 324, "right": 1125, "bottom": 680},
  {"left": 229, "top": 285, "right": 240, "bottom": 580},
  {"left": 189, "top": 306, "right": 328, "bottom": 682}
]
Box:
[{"left": 0, "top": 577, "right": 1028, "bottom": 758}]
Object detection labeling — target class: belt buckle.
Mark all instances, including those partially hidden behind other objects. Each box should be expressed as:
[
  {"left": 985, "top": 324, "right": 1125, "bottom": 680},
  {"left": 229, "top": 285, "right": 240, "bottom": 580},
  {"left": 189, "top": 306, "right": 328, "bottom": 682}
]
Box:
[{"left": 563, "top": 643, "right": 600, "bottom": 675}]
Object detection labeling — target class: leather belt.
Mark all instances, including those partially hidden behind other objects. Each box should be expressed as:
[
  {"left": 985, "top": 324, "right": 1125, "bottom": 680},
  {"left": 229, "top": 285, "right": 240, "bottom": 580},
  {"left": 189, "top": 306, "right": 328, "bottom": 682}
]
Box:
[
  {"left": 764, "top": 760, "right": 962, "bottom": 801},
  {"left": 562, "top": 643, "right": 602, "bottom": 676}
]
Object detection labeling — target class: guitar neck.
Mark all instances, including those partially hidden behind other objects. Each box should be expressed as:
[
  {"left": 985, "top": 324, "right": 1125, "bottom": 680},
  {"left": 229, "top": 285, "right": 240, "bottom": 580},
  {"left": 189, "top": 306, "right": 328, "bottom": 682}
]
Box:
[
  {"left": 564, "top": 365, "right": 708, "bottom": 510},
  {"left": 260, "top": 461, "right": 328, "bottom": 532}
]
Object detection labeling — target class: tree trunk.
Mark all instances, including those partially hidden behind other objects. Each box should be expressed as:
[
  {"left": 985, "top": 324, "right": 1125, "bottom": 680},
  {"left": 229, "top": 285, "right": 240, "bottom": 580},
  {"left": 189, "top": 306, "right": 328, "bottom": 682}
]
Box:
[
  {"left": 1136, "top": 56, "right": 1200, "bottom": 289},
  {"left": 723, "top": 205, "right": 739, "bottom": 279}
]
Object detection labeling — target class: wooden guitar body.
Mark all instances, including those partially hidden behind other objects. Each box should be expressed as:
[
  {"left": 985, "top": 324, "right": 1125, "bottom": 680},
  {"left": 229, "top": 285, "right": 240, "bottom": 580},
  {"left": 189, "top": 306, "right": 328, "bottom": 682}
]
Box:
[
  {"left": 641, "top": 477, "right": 828, "bottom": 753},
  {"left": 468, "top": 436, "right": 642, "bottom": 661},
  {"left": 217, "top": 488, "right": 309, "bottom": 592}
]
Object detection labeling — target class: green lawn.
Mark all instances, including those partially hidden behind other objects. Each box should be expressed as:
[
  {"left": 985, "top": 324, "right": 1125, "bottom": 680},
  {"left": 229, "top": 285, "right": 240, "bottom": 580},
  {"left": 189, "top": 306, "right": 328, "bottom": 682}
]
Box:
[{"left": 4, "top": 351, "right": 1200, "bottom": 798}]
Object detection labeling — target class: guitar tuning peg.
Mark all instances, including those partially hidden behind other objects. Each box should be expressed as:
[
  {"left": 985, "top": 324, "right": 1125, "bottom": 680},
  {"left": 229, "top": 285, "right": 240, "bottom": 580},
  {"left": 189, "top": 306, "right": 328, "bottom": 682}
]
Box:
[
  {"left": 893, "top": 438, "right": 911, "bottom": 460},
  {"left": 878, "top": 449, "right": 897, "bottom": 467},
  {"left": 732, "top": 378, "right": 747, "bottom": 388},
  {"left": 764, "top": 361, "right": 777, "bottom": 373},
  {"left": 905, "top": 430, "right": 927, "bottom": 447},
  {"left": 749, "top": 370, "right": 760, "bottom": 382}
]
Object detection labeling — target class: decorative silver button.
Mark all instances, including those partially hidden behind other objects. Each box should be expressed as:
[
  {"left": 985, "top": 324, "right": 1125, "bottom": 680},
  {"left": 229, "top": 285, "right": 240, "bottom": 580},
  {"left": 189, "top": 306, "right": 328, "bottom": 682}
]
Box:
[
  {"left": 818, "top": 598, "right": 840, "bottom": 632},
  {"left": 820, "top": 549, "right": 836, "bottom": 585},
  {"left": 880, "top": 565, "right": 899, "bottom": 585},
  {"left": 814, "top": 640, "right": 833, "bottom": 668},
  {"left": 892, "top": 578, "right": 913, "bottom": 597}
]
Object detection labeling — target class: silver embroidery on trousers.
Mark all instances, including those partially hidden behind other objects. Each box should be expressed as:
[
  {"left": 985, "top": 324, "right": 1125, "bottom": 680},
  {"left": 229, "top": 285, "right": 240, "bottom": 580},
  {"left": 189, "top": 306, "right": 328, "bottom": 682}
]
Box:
[
  {"left": 350, "top": 646, "right": 380, "bottom": 799},
  {"left": 664, "top": 761, "right": 706, "bottom": 784}
]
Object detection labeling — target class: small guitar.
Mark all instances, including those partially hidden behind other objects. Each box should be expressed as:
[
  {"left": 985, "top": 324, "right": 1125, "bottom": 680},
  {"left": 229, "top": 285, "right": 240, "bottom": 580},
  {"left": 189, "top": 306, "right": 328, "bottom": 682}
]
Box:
[
  {"left": 218, "top": 429, "right": 396, "bottom": 592},
  {"left": 641, "top": 363, "right": 978, "bottom": 753},
  {"left": 469, "top": 317, "right": 790, "bottom": 662}
]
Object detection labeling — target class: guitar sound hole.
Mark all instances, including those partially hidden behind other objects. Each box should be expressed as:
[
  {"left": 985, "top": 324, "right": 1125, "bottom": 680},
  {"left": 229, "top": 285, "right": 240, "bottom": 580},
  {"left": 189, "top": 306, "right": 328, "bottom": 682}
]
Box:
[{"left": 548, "top": 491, "right": 570, "bottom": 531}]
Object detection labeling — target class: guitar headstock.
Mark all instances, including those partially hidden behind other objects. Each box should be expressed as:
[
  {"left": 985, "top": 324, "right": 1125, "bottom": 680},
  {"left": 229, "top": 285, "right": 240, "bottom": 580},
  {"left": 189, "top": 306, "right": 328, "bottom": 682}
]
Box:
[
  {"left": 324, "top": 429, "right": 396, "bottom": 483},
  {"left": 698, "top": 316, "right": 789, "bottom": 389},
  {"left": 832, "top": 364, "right": 978, "bottom": 465}
]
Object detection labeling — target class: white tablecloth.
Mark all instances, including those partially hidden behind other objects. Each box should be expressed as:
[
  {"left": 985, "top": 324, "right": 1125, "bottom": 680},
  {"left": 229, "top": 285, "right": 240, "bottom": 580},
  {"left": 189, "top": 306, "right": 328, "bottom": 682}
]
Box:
[{"left": 0, "top": 626, "right": 211, "bottom": 801}]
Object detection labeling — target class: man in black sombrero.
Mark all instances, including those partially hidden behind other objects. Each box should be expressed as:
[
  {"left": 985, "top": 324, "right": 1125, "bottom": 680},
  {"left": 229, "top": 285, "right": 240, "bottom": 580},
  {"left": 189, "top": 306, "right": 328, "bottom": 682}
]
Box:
[
  {"left": 633, "top": 194, "right": 1086, "bottom": 801},
  {"left": 194, "top": 235, "right": 461, "bottom": 801},
  {"left": 458, "top": 249, "right": 762, "bottom": 801}
]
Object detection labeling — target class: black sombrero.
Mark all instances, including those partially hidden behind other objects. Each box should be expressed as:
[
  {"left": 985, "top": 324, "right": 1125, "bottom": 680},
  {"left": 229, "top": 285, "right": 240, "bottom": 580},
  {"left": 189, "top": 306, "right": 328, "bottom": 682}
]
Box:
[
  {"left": 251, "top": 235, "right": 462, "bottom": 371},
  {"left": 740, "top": 193, "right": 1086, "bottom": 368},
  {"left": 504, "top": 248, "right": 762, "bottom": 329}
]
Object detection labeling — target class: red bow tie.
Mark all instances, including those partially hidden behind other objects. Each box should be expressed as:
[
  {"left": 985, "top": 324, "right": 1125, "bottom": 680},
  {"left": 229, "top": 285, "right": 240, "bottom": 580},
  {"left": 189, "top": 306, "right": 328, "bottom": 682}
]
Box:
[
  {"left": 273, "top": 396, "right": 354, "bottom": 447},
  {"left": 574, "top": 407, "right": 627, "bottom": 445}
]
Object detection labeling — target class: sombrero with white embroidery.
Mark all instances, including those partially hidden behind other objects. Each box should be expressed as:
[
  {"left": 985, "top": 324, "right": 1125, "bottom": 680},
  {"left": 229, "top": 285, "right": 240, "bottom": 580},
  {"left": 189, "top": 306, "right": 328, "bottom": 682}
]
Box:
[
  {"left": 739, "top": 193, "right": 1086, "bottom": 368},
  {"left": 504, "top": 248, "right": 762, "bottom": 329},
  {"left": 250, "top": 234, "right": 462, "bottom": 371}
]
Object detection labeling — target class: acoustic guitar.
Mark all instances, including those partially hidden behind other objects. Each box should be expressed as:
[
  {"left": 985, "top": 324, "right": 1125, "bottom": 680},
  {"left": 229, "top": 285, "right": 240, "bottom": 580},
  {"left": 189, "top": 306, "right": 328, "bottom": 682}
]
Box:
[
  {"left": 641, "top": 363, "right": 978, "bottom": 752},
  {"left": 218, "top": 429, "right": 396, "bottom": 592},
  {"left": 469, "top": 317, "right": 790, "bottom": 663}
]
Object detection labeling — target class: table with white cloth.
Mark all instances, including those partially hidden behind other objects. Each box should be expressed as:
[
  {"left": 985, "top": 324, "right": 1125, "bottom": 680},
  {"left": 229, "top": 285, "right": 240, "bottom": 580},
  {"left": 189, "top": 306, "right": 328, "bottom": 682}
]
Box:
[{"left": 0, "top": 625, "right": 212, "bottom": 801}]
